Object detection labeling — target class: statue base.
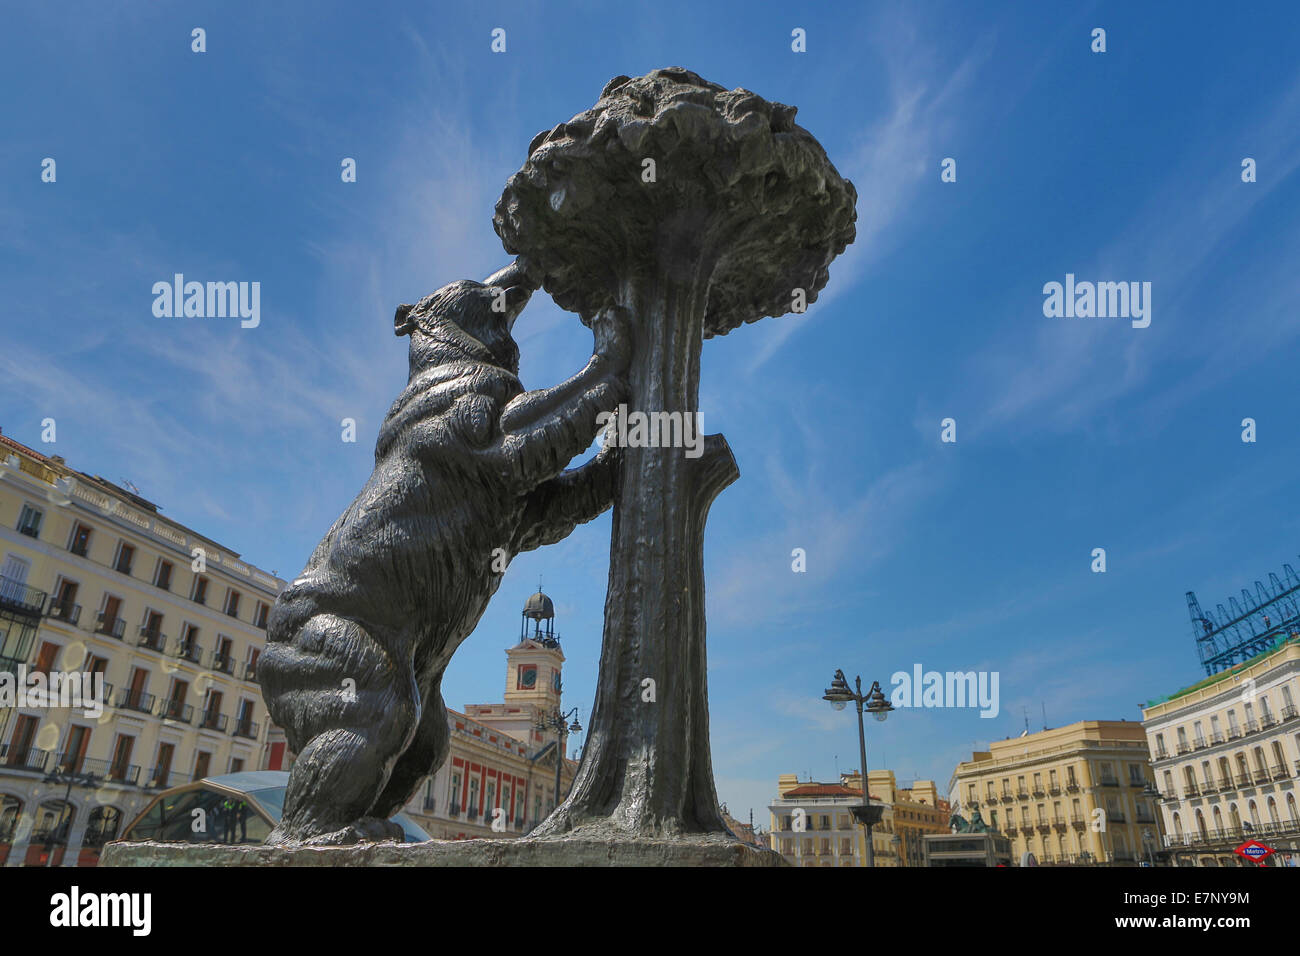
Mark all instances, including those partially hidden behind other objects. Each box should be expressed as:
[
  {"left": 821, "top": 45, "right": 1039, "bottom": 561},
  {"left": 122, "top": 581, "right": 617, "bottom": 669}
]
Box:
[{"left": 100, "top": 836, "right": 788, "bottom": 867}]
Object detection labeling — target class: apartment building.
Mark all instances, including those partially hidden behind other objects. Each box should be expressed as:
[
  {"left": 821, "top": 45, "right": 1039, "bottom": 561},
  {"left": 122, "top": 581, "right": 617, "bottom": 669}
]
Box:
[
  {"left": 768, "top": 770, "right": 908, "bottom": 866},
  {"left": 950, "top": 720, "right": 1164, "bottom": 865},
  {"left": 1143, "top": 636, "right": 1300, "bottom": 866},
  {"left": 0, "top": 429, "right": 284, "bottom": 865}
]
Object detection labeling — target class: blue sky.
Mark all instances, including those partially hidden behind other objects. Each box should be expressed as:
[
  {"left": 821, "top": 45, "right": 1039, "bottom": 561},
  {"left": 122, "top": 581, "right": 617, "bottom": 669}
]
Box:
[{"left": 2, "top": 1, "right": 1299, "bottom": 827}]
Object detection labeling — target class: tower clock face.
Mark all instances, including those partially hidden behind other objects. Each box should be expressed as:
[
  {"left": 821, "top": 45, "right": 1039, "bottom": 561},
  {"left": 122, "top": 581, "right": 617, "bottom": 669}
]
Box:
[{"left": 518, "top": 665, "right": 537, "bottom": 689}]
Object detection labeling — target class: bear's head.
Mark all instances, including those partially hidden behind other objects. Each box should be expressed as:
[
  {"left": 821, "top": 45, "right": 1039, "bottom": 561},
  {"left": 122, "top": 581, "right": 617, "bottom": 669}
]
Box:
[{"left": 394, "top": 277, "right": 531, "bottom": 375}]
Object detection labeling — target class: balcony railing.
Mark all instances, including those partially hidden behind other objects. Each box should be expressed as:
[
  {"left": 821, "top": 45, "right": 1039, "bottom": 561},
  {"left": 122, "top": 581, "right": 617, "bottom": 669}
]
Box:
[
  {"left": 243, "top": 661, "right": 258, "bottom": 681},
  {"left": 1071, "top": 815, "right": 1086, "bottom": 828},
  {"left": 1000, "top": 790, "right": 1014, "bottom": 803},
  {"left": 46, "top": 597, "right": 81, "bottom": 625},
  {"left": 423, "top": 797, "right": 436, "bottom": 811},
  {"left": 0, "top": 575, "right": 47, "bottom": 616},
  {"left": 1016, "top": 788, "right": 1029, "bottom": 799},
  {"left": 1235, "top": 772, "right": 1252, "bottom": 788},
  {"left": 1154, "top": 748, "right": 1170, "bottom": 760},
  {"left": 116, "top": 688, "right": 155, "bottom": 715},
  {"left": 199, "top": 710, "right": 228, "bottom": 732},
  {"left": 2, "top": 744, "right": 51, "bottom": 772},
  {"left": 1184, "top": 783, "right": 1200, "bottom": 797},
  {"left": 105, "top": 762, "right": 141, "bottom": 785},
  {"left": 1031, "top": 786, "right": 1045, "bottom": 797},
  {"left": 1260, "top": 714, "right": 1277, "bottom": 730},
  {"left": 1048, "top": 784, "right": 1061, "bottom": 796},
  {"left": 1252, "top": 769, "right": 1270, "bottom": 784},
  {"left": 232, "top": 719, "right": 259, "bottom": 740},
  {"left": 173, "top": 641, "right": 203, "bottom": 664},
  {"left": 1065, "top": 781, "right": 1080, "bottom": 793},
  {"left": 1282, "top": 705, "right": 1298, "bottom": 721},
  {"left": 1227, "top": 727, "right": 1242, "bottom": 740},
  {"left": 1109, "top": 812, "right": 1127, "bottom": 823},
  {"left": 211, "top": 652, "right": 235, "bottom": 675},
  {"left": 449, "top": 803, "right": 461, "bottom": 816},
  {"left": 1211, "top": 731, "right": 1225, "bottom": 744},
  {"left": 137, "top": 626, "right": 167, "bottom": 652},
  {"left": 1052, "top": 815, "right": 1067, "bottom": 829},
  {"left": 1193, "top": 737, "right": 1207, "bottom": 750},
  {"left": 1099, "top": 778, "right": 1119, "bottom": 787},
  {"left": 1176, "top": 743, "right": 1191, "bottom": 755},
  {"left": 155, "top": 698, "right": 194, "bottom": 723},
  {"left": 94, "top": 613, "right": 125, "bottom": 639},
  {"left": 1243, "top": 719, "right": 1259, "bottom": 734}
]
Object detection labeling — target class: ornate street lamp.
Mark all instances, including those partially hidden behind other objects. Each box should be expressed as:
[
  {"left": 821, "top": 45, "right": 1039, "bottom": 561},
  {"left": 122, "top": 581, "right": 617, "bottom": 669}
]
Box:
[
  {"left": 535, "top": 707, "right": 582, "bottom": 807},
  {"left": 823, "top": 668, "right": 894, "bottom": 867}
]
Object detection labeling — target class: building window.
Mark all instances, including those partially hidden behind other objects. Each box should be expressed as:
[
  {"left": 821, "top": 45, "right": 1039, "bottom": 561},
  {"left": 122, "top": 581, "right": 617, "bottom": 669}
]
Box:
[
  {"left": 113, "top": 542, "right": 135, "bottom": 575},
  {"left": 154, "top": 559, "right": 173, "bottom": 591},
  {"left": 192, "top": 575, "right": 209, "bottom": 605},
  {"left": 253, "top": 601, "right": 269, "bottom": 629},
  {"left": 68, "top": 522, "right": 92, "bottom": 556},
  {"left": 224, "top": 589, "right": 241, "bottom": 618},
  {"left": 229, "top": 757, "right": 244, "bottom": 773},
  {"left": 194, "top": 751, "right": 212, "bottom": 779},
  {"left": 16, "top": 504, "right": 43, "bottom": 537}
]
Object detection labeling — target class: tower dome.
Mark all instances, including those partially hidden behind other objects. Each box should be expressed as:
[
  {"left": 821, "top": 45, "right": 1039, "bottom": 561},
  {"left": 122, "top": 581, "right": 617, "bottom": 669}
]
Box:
[
  {"left": 523, "top": 591, "right": 555, "bottom": 620},
  {"left": 520, "top": 587, "right": 558, "bottom": 646}
]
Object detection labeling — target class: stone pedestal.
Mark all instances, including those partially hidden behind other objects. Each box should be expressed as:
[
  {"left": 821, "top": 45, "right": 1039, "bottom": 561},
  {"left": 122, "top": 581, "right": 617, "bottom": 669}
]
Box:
[{"left": 100, "top": 836, "right": 787, "bottom": 867}]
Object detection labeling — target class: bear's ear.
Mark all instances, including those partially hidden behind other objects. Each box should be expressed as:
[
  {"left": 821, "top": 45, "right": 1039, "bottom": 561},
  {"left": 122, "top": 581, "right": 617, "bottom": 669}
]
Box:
[{"left": 394, "top": 303, "right": 416, "bottom": 336}]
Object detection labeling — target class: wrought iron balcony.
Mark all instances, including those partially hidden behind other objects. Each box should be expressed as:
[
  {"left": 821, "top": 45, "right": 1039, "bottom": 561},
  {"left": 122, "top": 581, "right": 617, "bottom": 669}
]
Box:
[
  {"left": 173, "top": 640, "right": 203, "bottom": 664},
  {"left": 1211, "top": 731, "right": 1225, "bottom": 744},
  {"left": 1235, "top": 772, "right": 1252, "bottom": 787},
  {"left": 1252, "top": 769, "right": 1270, "bottom": 784},
  {"left": 1048, "top": 784, "right": 1062, "bottom": 796},
  {"left": 0, "top": 575, "right": 47, "bottom": 617},
  {"left": 423, "top": 796, "right": 436, "bottom": 811},
  {"left": 1260, "top": 714, "right": 1277, "bottom": 730},
  {"left": 1282, "top": 705, "right": 1298, "bottom": 721},
  {"left": 46, "top": 597, "right": 81, "bottom": 625},
  {"left": 1153, "top": 747, "right": 1170, "bottom": 760},
  {"left": 1184, "top": 783, "right": 1200, "bottom": 797},
  {"left": 1176, "top": 742, "right": 1191, "bottom": 755},
  {"left": 1070, "top": 815, "right": 1086, "bottom": 828},
  {"left": 1193, "top": 737, "right": 1207, "bottom": 750},
  {"left": 1243, "top": 719, "right": 1259, "bottom": 734},
  {"left": 137, "top": 625, "right": 166, "bottom": 652},
  {"left": 105, "top": 762, "right": 141, "bottom": 785},
  {"left": 1016, "top": 788, "right": 1029, "bottom": 799},
  {"left": 232, "top": 718, "right": 259, "bottom": 740},
  {"left": 211, "top": 651, "right": 235, "bottom": 675},
  {"left": 116, "top": 688, "right": 155, "bottom": 715},
  {"left": 199, "top": 710, "right": 227, "bottom": 732},
  {"left": 1052, "top": 815, "right": 1067, "bottom": 829},
  {"left": 155, "top": 698, "right": 194, "bottom": 723},
  {"left": 1227, "top": 726, "right": 1242, "bottom": 740},
  {"left": 1099, "top": 777, "right": 1120, "bottom": 787},
  {"left": 1065, "top": 781, "right": 1080, "bottom": 793},
  {"left": 1, "top": 744, "right": 51, "bottom": 772},
  {"left": 1031, "top": 785, "right": 1045, "bottom": 797},
  {"left": 1000, "top": 789, "right": 1014, "bottom": 803},
  {"left": 94, "top": 613, "right": 125, "bottom": 639},
  {"left": 243, "top": 660, "right": 258, "bottom": 681}
]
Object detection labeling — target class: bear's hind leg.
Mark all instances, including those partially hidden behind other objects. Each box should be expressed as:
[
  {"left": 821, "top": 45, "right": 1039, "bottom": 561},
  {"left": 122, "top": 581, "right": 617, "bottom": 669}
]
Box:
[
  {"left": 261, "top": 613, "right": 419, "bottom": 845},
  {"left": 368, "top": 674, "right": 451, "bottom": 825}
]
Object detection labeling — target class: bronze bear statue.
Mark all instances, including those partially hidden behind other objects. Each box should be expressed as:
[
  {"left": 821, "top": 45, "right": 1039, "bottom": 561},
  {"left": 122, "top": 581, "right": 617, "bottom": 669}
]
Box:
[{"left": 258, "top": 258, "right": 629, "bottom": 845}]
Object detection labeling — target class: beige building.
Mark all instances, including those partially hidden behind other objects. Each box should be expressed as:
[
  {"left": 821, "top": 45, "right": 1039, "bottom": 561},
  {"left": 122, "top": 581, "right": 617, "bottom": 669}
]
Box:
[
  {"left": 768, "top": 769, "right": 946, "bottom": 866},
  {"left": 0, "top": 429, "right": 284, "bottom": 865},
  {"left": 950, "top": 720, "right": 1163, "bottom": 866},
  {"left": 1142, "top": 636, "right": 1300, "bottom": 866},
  {"left": 842, "top": 772, "right": 949, "bottom": 866}
]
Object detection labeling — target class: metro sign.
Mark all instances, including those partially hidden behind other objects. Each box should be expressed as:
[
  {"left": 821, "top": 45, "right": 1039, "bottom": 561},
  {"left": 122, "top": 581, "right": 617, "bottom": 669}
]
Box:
[{"left": 1234, "top": 840, "right": 1274, "bottom": 865}]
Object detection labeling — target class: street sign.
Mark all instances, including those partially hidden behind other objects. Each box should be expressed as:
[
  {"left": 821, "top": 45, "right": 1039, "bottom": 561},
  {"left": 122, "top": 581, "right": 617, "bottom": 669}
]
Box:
[{"left": 1234, "top": 840, "right": 1274, "bottom": 865}]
